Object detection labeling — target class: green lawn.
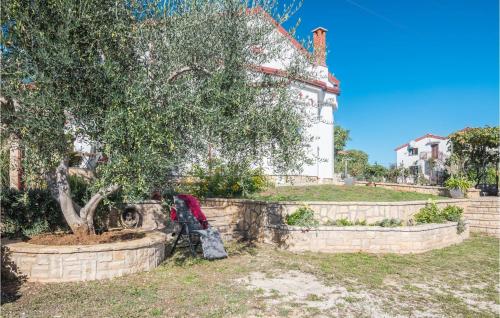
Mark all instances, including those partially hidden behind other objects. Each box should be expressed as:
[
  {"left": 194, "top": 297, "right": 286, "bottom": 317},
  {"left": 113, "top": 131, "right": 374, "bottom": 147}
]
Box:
[
  {"left": 249, "top": 184, "right": 449, "bottom": 202},
  {"left": 2, "top": 234, "right": 499, "bottom": 317}
]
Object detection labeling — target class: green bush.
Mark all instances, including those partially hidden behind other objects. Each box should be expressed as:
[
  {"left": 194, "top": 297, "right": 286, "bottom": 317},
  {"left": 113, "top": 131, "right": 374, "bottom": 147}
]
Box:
[
  {"left": 183, "top": 160, "right": 269, "bottom": 198},
  {"left": 334, "top": 218, "right": 352, "bottom": 226},
  {"left": 372, "top": 218, "right": 403, "bottom": 227},
  {"left": 444, "top": 176, "right": 473, "bottom": 192},
  {"left": 1, "top": 188, "right": 67, "bottom": 238},
  {"left": 323, "top": 218, "right": 367, "bottom": 226},
  {"left": 285, "top": 206, "right": 319, "bottom": 227},
  {"left": 442, "top": 205, "right": 463, "bottom": 222},
  {"left": 414, "top": 202, "right": 464, "bottom": 225},
  {"left": 414, "top": 201, "right": 446, "bottom": 224},
  {"left": 0, "top": 176, "right": 117, "bottom": 238}
]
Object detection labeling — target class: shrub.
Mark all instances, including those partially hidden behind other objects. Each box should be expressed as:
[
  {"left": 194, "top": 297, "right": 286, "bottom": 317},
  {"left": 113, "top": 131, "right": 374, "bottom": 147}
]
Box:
[
  {"left": 355, "top": 219, "right": 367, "bottom": 226},
  {"left": 285, "top": 206, "right": 319, "bottom": 227},
  {"left": 414, "top": 201, "right": 445, "bottom": 224},
  {"left": 444, "top": 176, "right": 473, "bottom": 192},
  {"left": 334, "top": 218, "right": 352, "bottom": 226},
  {"left": 183, "top": 160, "right": 269, "bottom": 198},
  {"left": 323, "top": 219, "right": 367, "bottom": 226},
  {"left": 372, "top": 218, "right": 403, "bottom": 227},
  {"left": 0, "top": 176, "right": 117, "bottom": 238},
  {"left": 1, "top": 188, "right": 67, "bottom": 238},
  {"left": 413, "top": 202, "right": 466, "bottom": 233},
  {"left": 442, "top": 205, "right": 463, "bottom": 222}
]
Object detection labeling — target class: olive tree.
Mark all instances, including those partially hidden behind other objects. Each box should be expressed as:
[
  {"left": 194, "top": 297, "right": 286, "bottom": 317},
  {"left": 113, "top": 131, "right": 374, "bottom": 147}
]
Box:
[{"left": 1, "top": 0, "right": 314, "bottom": 235}]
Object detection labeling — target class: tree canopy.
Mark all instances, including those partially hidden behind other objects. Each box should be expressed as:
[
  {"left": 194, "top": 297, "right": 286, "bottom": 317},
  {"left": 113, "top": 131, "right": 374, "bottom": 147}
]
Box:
[
  {"left": 335, "top": 149, "right": 369, "bottom": 177},
  {"left": 334, "top": 125, "right": 350, "bottom": 155},
  {"left": 1, "top": 0, "right": 313, "bottom": 234},
  {"left": 449, "top": 126, "right": 499, "bottom": 186}
]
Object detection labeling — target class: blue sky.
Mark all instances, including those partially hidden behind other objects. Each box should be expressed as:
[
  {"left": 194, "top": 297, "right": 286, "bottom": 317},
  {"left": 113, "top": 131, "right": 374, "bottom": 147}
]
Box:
[{"left": 285, "top": 0, "right": 499, "bottom": 166}]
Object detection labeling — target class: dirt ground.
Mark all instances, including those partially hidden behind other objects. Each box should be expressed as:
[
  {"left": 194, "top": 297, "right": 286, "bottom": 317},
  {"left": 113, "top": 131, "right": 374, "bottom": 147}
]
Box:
[
  {"left": 1, "top": 234, "right": 499, "bottom": 317},
  {"left": 27, "top": 229, "right": 145, "bottom": 245}
]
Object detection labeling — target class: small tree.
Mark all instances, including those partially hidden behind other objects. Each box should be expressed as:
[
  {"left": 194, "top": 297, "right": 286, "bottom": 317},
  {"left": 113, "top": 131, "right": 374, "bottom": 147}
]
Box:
[
  {"left": 335, "top": 150, "right": 369, "bottom": 178},
  {"left": 334, "top": 125, "right": 350, "bottom": 155},
  {"left": 1, "top": 0, "right": 313, "bottom": 235},
  {"left": 364, "top": 163, "right": 387, "bottom": 182},
  {"left": 449, "top": 127, "right": 499, "bottom": 187}
]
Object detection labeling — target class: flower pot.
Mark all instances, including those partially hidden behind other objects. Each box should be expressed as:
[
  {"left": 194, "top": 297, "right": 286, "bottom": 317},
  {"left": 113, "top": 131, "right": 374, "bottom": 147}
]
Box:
[{"left": 449, "top": 188, "right": 464, "bottom": 199}]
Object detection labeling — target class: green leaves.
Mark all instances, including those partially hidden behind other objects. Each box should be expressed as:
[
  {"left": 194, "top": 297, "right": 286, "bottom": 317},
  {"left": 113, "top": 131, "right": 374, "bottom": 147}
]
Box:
[
  {"left": 285, "top": 205, "right": 319, "bottom": 227},
  {"left": 414, "top": 202, "right": 463, "bottom": 224},
  {"left": 2, "top": 0, "right": 311, "bottom": 203},
  {"left": 444, "top": 176, "right": 472, "bottom": 192},
  {"left": 448, "top": 126, "right": 499, "bottom": 185}
]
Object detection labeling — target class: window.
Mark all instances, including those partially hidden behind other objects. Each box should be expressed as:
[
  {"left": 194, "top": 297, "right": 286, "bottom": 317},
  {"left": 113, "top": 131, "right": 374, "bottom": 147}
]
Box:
[
  {"left": 409, "top": 147, "right": 418, "bottom": 156},
  {"left": 410, "top": 165, "right": 419, "bottom": 175}
]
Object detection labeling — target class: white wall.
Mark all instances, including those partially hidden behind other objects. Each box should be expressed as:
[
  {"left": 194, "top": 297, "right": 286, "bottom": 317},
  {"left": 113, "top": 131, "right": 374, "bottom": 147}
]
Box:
[
  {"left": 258, "top": 24, "right": 339, "bottom": 180},
  {"left": 396, "top": 137, "right": 450, "bottom": 180}
]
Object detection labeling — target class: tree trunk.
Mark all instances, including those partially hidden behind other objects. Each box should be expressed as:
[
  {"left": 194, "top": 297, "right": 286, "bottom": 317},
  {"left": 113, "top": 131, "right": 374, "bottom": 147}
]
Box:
[
  {"left": 53, "top": 160, "right": 89, "bottom": 235},
  {"left": 80, "top": 184, "right": 121, "bottom": 234},
  {"left": 50, "top": 160, "right": 120, "bottom": 236}
]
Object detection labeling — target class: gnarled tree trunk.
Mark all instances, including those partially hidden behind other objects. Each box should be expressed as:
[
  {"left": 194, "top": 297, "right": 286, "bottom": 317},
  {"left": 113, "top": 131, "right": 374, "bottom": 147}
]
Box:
[{"left": 49, "top": 159, "right": 120, "bottom": 236}]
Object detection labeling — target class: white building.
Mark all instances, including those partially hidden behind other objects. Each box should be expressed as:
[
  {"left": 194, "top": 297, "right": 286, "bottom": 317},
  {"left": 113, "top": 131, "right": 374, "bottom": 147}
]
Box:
[
  {"left": 395, "top": 133, "right": 450, "bottom": 184},
  {"left": 252, "top": 10, "right": 340, "bottom": 183}
]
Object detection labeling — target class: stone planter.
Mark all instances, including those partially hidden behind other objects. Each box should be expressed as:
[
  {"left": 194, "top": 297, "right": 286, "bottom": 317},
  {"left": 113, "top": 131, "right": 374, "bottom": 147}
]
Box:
[
  {"left": 449, "top": 188, "right": 465, "bottom": 199},
  {"left": 4, "top": 231, "right": 168, "bottom": 283},
  {"left": 264, "top": 222, "right": 469, "bottom": 254}
]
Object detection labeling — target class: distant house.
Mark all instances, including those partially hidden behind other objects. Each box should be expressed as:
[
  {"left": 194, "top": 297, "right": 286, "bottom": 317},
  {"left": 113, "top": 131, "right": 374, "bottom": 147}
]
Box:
[{"left": 395, "top": 133, "right": 450, "bottom": 184}]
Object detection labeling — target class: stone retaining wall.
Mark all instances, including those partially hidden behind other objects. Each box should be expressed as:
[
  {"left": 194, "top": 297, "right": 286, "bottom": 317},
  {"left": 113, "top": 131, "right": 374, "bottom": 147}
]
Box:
[
  {"left": 4, "top": 231, "right": 167, "bottom": 283},
  {"left": 202, "top": 198, "right": 469, "bottom": 230},
  {"left": 264, "top": 222, "right": 469, "bottom": 254},
  {"left": 464, "top": 198, "right": 500, "bottom": 238}
]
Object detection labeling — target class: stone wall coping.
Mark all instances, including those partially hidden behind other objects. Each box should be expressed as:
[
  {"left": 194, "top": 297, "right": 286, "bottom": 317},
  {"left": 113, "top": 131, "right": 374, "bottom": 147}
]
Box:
[
  {"left": 204, "top": 197, "right": 469, "bottom": 206},
  {"left": 4, "top": 231, "right": 167, "bottom": 254},
  {"left": 268, "top": 221, "right": 467, "bottom": 233},
  {"left": 468, "top": 197, "right": 499, "bottom": 202}
]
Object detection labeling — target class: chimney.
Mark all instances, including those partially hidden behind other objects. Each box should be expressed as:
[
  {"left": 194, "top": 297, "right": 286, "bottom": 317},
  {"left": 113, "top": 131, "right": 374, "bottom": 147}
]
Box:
[{"left": 312, "top": 27, "right": 328, "bottom": 66}]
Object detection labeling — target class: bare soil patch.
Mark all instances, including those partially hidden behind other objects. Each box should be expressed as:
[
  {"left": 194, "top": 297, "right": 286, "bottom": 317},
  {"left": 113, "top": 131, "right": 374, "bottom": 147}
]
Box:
[{"left": 27, "top": 229, "right": 145, "bottom": 246}]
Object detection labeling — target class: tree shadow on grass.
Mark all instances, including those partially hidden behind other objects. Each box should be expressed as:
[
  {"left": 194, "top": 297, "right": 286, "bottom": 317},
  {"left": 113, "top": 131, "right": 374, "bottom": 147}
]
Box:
[
  {"left": 161, "top": 234, "right": 257, "bottom": 267},
  {"left": 1, "top": 245, "right": 27, "bottom": 304}
]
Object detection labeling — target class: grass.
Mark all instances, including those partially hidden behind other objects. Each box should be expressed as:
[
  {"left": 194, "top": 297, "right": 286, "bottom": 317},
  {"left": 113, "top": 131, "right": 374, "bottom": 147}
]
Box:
[
  {"left": 249, "top": 184, "right": 449, "bottom": 202},
  {"left": 1, "top": 234, "right": 498, "bottom": 317}
]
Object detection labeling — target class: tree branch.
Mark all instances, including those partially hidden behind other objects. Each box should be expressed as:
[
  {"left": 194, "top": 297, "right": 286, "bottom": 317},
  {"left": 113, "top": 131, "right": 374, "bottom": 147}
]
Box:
[
  {"left": 80, "top": 184, "right": 121, "bottom": 222},
  {"left": 167, "top": 65, "right": 211, "bottom": 83}
]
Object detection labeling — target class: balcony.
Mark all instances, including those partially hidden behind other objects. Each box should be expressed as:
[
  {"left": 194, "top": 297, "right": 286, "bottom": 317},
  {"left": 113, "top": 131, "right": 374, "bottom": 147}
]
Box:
[{"left": 419, "top": 151, "right": 445, "bottom": 161}]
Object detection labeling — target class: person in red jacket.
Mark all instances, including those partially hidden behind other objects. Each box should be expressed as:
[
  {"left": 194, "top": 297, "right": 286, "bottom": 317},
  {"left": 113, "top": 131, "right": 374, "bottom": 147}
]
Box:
[{"left": 169, "top": 194, "right": 208, "bottom": 229}]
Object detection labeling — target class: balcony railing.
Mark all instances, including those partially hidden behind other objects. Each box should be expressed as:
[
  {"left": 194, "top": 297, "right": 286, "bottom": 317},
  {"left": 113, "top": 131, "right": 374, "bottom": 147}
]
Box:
[{"left": 419, "top": 151, "right": 445, "bottom": 161}]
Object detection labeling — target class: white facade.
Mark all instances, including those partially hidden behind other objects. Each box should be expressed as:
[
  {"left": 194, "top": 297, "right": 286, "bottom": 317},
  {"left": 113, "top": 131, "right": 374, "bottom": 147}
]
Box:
[
  {"left": 255, "top": 17, "right": 340, "bottom": 181},
  {"left": 395, "top": 134, "right": 450, "bottom": 183}
]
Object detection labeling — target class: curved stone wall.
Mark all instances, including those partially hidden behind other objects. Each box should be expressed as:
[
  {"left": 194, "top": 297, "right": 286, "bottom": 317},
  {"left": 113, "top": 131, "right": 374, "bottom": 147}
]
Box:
[
  {"left": 4, "top": 231, "right": 167, "bottom": 283},
  {"left": 202, "top": 198, "right": 469, "bottom": 231},
  {"left": 264, "top": 222, "right": 469, "bottom": 254}
]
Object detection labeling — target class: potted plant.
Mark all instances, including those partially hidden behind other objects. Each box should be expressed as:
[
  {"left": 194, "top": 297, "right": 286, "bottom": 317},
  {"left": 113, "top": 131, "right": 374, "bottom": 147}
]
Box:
[{"left": 445, "top": 176, "right": 473, "bottom": 198}]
